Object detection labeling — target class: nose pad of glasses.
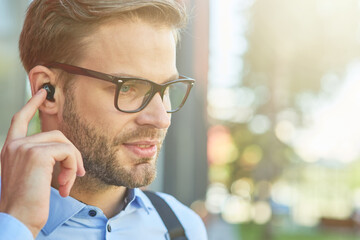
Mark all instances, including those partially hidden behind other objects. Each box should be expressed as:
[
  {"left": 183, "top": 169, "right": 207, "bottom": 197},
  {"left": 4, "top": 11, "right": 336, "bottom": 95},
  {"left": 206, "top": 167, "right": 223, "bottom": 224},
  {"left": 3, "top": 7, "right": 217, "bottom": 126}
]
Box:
[
  {"left": 139, "top": 90, "right": 166, "bottom": 112},
  {"left": 141, "top": 90, "right": 153, "bottom": 106}
]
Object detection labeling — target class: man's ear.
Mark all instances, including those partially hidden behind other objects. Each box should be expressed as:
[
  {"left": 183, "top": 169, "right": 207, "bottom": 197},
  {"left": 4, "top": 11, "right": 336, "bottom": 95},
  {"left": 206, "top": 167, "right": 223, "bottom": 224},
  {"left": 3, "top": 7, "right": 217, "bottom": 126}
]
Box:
[{"left": 29, "top": 65, "right": 60, "bottom": 115}]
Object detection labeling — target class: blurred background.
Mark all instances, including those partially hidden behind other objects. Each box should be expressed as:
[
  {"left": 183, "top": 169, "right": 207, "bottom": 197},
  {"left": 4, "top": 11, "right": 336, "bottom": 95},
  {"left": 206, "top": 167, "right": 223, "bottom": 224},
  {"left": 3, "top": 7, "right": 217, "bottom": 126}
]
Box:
[{"left": 2, "top": 0, "right": 360, "bottom": 239}]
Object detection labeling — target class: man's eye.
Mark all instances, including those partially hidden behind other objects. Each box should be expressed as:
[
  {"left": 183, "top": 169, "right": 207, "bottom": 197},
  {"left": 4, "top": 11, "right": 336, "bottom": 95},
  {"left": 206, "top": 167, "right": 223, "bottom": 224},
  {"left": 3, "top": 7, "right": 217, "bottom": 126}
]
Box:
[
  {"left": 120, "top": 85, "right": 132, "bottom": 93},
  {"left": 121, "top": 86, "right": 129, "bottom": 92}
]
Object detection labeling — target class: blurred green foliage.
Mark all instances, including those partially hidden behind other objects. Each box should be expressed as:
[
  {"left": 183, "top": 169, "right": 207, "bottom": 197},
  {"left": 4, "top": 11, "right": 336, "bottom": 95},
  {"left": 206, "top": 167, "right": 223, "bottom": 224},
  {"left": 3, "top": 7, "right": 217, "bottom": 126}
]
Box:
[
  {"left": 208, "top": 0, "right": 360, "bottom": 239},
  {"left": 240, "top": 223, "right": 359, "bottom": 240}
]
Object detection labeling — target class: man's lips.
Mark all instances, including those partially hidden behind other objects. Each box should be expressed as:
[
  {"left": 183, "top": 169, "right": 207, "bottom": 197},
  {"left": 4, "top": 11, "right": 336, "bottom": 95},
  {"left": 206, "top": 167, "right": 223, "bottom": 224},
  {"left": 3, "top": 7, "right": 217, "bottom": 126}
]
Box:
[{"left": 122, "top": 141, "right": 159, "bottom": 159}]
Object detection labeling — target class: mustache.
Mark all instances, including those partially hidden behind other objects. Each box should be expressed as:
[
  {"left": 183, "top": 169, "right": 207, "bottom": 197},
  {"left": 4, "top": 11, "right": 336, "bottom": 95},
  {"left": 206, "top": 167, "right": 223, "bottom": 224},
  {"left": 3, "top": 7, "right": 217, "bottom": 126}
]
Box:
[{"left": 112, "top": 127, "right": 167, "bottom": 146}]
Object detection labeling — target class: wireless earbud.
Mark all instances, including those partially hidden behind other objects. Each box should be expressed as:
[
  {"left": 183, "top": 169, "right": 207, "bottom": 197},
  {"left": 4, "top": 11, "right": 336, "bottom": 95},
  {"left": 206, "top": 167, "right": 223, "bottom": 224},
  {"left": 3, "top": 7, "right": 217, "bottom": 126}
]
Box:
[{"left": 42, "top": 83, "right": 55, "bottom": 101}]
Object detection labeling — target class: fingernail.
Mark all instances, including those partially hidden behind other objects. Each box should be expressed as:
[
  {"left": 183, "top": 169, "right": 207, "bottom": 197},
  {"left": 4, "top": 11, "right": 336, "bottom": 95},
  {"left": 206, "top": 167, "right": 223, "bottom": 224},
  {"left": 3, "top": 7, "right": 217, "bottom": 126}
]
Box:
[
  {"left": 77, "top": 171, "right": 86, "bottom": 177},
  {"left": 36, "top": 89, "right": 44, "bottom": 95}
]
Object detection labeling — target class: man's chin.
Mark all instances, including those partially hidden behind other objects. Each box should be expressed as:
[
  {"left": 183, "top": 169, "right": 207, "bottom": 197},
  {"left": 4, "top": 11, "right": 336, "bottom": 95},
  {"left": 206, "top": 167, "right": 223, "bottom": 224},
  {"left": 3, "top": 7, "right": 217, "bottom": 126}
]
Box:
[
  {"left": 74, "top": 165, "right": 157, "bottom": 191},
  {"left": 125, "top": 163, "right": 157, "bottom": 188},
  {"left": 104, "top": 161, "right": 156, "bottom": 187}
]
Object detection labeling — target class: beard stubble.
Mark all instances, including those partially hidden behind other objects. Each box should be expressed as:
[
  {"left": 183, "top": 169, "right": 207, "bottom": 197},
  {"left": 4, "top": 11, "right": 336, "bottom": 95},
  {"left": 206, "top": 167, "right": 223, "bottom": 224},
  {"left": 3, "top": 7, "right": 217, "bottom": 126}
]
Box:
[{"left": 59, "top": 88, "right": 166, "bottom": 192}]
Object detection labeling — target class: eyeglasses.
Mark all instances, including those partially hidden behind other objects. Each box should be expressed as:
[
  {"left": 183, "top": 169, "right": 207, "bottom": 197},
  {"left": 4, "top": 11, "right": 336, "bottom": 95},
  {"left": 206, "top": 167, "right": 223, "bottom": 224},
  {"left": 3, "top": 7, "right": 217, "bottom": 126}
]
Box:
[{"left": 43, "top": 62, "right": 195, "bottom": 113}]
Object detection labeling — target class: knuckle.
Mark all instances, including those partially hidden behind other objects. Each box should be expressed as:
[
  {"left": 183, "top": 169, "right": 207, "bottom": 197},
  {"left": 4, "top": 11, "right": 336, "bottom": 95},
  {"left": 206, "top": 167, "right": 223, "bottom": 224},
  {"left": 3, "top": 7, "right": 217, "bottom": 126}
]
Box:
[
  {"left": 71, "top": 145, "right": 79, "bottom": 154},
  {"left": 70, "top": 146, "right": 80, "bottom": 160},
  {"left": 63, "top": 142, "right": 71, "bottom": 149},
  {"left": 51, "top": 130, "right": 69, "bottom": 142},
  {"left": 51, "top": 130, "right": 63, "bottom": 137},
  {"left": 63, "top": 142, "right": 74, "bottom": 151},
  {"left": 61, "top": 142, "right": 76, "bottom": 157},
  {"left": 18, "top": 143, "right": 30, "bottom": 153},
  {"left": 6, "top": 140, "right": 21, "bottom": 153},
  {"left": 1, "top": 140, "right": 21, "bottom": 160},
  {"left": 74, "top": 147, "right": 82, "bottom": 159},
  {"left": 27, "top": 146, "right": 41, "bottom": 159},
  {"left": 77, "top": 149, "right": 83, "bottom": 160}
]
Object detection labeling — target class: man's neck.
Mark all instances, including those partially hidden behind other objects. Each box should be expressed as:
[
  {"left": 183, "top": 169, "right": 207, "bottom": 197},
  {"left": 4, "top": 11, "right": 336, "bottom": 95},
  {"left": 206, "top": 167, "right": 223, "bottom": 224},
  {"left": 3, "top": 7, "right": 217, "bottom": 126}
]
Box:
[{"left": 52, "top": 173, "right": 128, "bottom": 219}]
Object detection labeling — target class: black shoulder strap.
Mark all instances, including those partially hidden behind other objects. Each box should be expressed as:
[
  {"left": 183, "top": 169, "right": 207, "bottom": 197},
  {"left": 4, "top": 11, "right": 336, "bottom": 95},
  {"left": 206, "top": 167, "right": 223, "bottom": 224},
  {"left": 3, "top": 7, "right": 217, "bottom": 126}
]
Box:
[{"left": 143, "top": 191, "right": 188, "bottom": 240}]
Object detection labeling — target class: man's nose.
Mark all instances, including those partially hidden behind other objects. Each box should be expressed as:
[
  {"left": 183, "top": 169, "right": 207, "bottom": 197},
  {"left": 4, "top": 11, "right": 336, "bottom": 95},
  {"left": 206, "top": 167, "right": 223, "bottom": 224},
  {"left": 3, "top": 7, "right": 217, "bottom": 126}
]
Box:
[{"left": 135, "top": 93, "right": 171, "bottom": 129}]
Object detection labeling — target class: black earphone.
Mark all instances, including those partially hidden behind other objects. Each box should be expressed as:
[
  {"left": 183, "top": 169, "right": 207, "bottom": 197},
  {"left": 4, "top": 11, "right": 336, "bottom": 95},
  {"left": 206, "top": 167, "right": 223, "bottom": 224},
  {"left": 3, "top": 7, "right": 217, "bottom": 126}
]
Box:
[{"left": 42, "top": 83, "right": 55, "bottom": 101}]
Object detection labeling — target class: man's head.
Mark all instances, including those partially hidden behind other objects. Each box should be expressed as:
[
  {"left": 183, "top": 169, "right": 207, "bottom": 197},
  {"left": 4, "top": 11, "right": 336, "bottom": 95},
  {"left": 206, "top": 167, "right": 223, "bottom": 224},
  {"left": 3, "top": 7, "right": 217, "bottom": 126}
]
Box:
[
  {"left": 19, "top": 0, "right": 189, "bottom": 190},
  {"left": 20, "top": 0, "right": 187, "bottom": 73}
]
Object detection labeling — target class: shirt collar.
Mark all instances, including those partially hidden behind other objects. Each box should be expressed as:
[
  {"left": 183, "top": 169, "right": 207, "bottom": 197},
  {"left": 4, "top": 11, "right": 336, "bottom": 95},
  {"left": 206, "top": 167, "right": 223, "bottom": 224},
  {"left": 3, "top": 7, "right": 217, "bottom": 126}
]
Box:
[
  {"left": 42, "top": 187, "right": 153, "bottom": 235},
  {"left": 42, "top": 187, "right": 86, "bottom": 235},
  {"left": 131, "top": 188, "right": 155, "bottom": 214}
]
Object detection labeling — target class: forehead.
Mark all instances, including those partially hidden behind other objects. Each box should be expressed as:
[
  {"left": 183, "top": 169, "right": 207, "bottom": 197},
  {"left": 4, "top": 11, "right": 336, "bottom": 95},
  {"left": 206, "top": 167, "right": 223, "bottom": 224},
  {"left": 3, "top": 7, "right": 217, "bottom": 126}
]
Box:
[{"left": 79, "top": 19, "right": 178, "bottom": 82}]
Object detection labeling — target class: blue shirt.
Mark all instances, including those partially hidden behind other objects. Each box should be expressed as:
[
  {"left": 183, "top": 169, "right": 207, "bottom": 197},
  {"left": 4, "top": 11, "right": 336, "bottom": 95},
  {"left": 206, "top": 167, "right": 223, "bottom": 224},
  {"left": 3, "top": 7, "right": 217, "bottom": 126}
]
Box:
[{"left": 0, "top": 184, "right": 207, "bottom": 240}]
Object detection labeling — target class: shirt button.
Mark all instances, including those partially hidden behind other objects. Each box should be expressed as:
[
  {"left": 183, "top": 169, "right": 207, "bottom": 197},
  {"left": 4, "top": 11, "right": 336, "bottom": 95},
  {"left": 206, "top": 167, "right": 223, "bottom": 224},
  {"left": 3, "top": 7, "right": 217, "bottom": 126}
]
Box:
[
  {"left": 107, "top": 224, "right": 112, "bottom": 232},
  {"left": 88, "top": 210, "right": 97, "bottom": 217}
]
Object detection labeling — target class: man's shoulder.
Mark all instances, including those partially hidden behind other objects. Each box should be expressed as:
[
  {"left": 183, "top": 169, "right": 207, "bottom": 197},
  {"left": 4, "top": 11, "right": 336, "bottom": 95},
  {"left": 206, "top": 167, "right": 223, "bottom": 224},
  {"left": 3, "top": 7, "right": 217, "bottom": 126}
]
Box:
[{"left": 141, "top": 190, "right": 208, "bottom": 239}]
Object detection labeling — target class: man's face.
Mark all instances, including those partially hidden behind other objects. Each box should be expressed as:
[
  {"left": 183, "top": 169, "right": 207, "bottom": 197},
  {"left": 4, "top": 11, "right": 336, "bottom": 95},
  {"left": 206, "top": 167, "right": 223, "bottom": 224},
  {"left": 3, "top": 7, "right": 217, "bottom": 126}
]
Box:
[{"left": 59, "top": 20, "right": 176, "bottom": 189}]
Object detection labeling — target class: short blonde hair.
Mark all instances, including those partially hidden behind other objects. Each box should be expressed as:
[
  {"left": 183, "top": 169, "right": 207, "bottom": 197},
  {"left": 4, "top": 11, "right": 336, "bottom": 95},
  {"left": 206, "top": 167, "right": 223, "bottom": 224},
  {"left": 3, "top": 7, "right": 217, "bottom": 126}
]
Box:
[{"left": 19, "top": 0, "right": 188, "bottom": 73}]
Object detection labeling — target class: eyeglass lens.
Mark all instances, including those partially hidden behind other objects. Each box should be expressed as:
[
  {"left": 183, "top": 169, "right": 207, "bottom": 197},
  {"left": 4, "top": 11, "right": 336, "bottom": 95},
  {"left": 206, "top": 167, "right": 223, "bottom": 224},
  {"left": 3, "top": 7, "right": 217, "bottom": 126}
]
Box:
[{"left": 116, "top": 80, "right": 189, "bottom": 112}]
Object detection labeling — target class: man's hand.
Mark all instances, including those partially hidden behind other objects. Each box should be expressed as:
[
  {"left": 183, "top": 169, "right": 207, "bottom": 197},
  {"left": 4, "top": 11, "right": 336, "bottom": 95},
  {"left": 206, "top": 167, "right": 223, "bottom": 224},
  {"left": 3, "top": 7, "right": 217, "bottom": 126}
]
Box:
[{"left": 0, "top": 89, "right": 85, "bottom": 238}]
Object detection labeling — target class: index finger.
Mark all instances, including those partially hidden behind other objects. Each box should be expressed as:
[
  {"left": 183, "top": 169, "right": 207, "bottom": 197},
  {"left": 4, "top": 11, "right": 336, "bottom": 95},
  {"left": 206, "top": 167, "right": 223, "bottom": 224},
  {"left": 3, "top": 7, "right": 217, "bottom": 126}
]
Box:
[{"left": 6, "top": 89, "right": 47, "bottom": 141}]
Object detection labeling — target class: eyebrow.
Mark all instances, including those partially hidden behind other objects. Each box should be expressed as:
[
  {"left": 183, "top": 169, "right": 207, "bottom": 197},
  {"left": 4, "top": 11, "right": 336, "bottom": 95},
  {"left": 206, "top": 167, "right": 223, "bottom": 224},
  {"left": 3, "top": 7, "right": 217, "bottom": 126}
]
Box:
[{"left": 110, "top": 72, "right": 180, "bottom": 83}]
